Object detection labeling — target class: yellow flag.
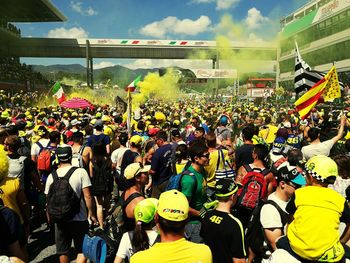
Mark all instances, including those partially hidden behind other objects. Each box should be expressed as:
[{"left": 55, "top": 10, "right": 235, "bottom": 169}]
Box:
[{"left": 323, "top": 66, "right": 341, "bottom": 102}]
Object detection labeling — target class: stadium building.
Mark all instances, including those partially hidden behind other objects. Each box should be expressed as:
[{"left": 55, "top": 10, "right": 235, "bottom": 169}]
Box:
[{"left": 278, "top": 0, "right": 350, "bottom": 90}]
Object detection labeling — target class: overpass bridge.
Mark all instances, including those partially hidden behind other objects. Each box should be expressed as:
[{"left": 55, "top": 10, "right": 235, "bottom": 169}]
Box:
[{"left": 0, "top": 37, "right": 277, "bottom": 87}]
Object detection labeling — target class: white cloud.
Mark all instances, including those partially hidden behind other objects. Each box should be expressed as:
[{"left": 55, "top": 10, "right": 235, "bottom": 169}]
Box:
[
  {"left": 245, "top": 8, "right": 268, "bottom": 29},
  {"left": 94, "top": 61, "right": 116, "bottom": 69},
  {"left": 140, "top": 16, "right": 212, "bottom": 38},
  {"left": 47, "top": 27, "right": 89, "bottom": 38},
  {"left": 123, "top": 59, "right": 212, "bottom": 70},
  {"left": 247, "top": 33, "right": 265, "bottom": 43},
  {"left": 70, "top": 1, "right": 98, "bottom": 16},
  {"left": 216, "top": 0, "right": 240, "bottom": 10},
  {"left": 191, "top": 0, "right": 214, "bottom": 3},
  {"left": 190, "top": 0, "right": 239, "bottom": 10}
]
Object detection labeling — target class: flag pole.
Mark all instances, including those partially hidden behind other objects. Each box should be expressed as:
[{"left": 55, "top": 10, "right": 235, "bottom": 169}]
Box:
[
  {"left": 46, "top": 81, "right": 57, "bottom": 98},
  {"left": 127, "top": 88, "right": 132, "bottom": 138}
]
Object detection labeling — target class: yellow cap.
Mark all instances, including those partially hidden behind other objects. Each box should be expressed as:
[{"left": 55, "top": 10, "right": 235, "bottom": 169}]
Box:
[
  {"left": 124, "top": 163, "right": 151, "bottom": 180},
  {"left": 305, "top": 155, "right": 338, "bottom": 184},
  {"left": 134, "top": 198, "right": 158, "bottom": 224},
  {"left": 155, "top": 112, "right": 166, "bottom": 121},
  {"left": 130, "top": 135, "right": 142, "bottom": 146},
  {"left": 102, "top": 115, "right": 111, "bottom": 122},
  {"left": 157, "top": 190, "right": 189, "bottom": 222}
]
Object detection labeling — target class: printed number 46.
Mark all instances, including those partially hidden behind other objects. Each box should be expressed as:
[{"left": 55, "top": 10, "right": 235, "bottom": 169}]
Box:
[{"left": 209, "top": 215, "right": 223, "bottom": 224}]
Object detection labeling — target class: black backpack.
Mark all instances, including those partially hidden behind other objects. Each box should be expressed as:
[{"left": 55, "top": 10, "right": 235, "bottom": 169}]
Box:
[
  {"left": 103, "top": 192, "right": 143, "bottom": 261},
  {"left": 91, "top": 160, "right": 113, "bottom": 196},
  {"left": 47, "top": 167, "right": 80, "bottom": 222},
  {"left": 245, "top": 199, "right": 289, "bottom": 260},
  {"left": 18, "top": 137, "right": 31, "bottom": 157},
  {"left": 91, "top": 134, "right": 107, "bottom": 152}
]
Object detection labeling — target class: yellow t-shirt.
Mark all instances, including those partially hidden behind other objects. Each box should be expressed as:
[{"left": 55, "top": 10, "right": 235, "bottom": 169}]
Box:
[
  {"left": 0, "top": 177, "right": 23, "bottom": 223},
  {"left": 130, "top": 238, "right": 212, "bottom": 263},
  {"left": 175, "top": 160, "right": 189, "bottom": 174},
  {"left": 287, "top": 186, "right": 346, "bottom": 261},
  {"left": 205, "top": 149, "right": 229, "bottom": 188},
  {"left": 259, "top": 124, "right": 278, "bottom": 144}
]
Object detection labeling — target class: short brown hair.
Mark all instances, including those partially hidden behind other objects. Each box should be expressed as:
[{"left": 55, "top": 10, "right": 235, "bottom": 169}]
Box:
[
  {"left": 205, "top": 132, "right": 216, "bottom": 148},
  {"left": 5, "top": 135, "right": 20, "bottom": 152}
]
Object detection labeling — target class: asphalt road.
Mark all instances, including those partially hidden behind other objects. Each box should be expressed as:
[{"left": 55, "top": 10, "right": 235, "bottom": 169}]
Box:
[{"left": 28, "top": 219, "right": 77, "bottom": 263}]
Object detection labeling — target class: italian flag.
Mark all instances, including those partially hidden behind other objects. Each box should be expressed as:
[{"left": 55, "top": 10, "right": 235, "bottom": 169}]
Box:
[
  {"left": 52, "top": 81, "right": 66, "bottom": 104},
  {"left": 125, "top": 75, "right": 141, "bottom": 92}
]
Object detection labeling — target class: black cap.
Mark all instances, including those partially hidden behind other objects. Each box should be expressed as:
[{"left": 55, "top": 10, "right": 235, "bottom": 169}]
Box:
[
  {"left": 215, "top": 178, "right": 238, "bottom": 197},
  {"left": 56, "top": 144, "right": 72, "bottom": 162},
  {"left": 171, "top": 129, "right": 181, "bottom": 138}
]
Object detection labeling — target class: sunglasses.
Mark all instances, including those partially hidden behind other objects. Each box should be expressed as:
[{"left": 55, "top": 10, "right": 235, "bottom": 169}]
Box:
[
  {"left": 287, "top": 181, "right": 300, "bottom": 189},
  {"left": 134, "top": 162, "right": 145, "bottom": 176},
  {"left": 201, "top": 153, "right": 210, "bottom": 159}
]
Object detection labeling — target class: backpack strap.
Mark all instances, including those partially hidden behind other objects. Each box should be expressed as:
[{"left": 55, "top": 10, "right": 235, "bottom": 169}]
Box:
[
  {"left": 128, "top": 231, "right": 136, "bottom": 253},
  {"left": 123, "top": 192, "right": 143, "bottom": 209},
  {"left": 36, "top": 141, "right": 43, "bottom": 151},
  {"left": 217, "top": 127, "right": 228, "bottom": 136},
  {"left": 78, "top": 145, "right": 85, "bottom": 155},
  {"left": 265, "top": 199, "right": 289, "bottom": 232},
  {"left": 62, "top": 167, "right": 79, "bottom": 180},
  {"left": 216, "top": 150, "right": 221, "bottom": 171},
  {"left": 152, "top": 234, "right": 161, "bottom": 245},
  {"left": 51, "top": 169, "right": 59, "bottom": 181},
  {"left": 260, "top": 168, "right": 270, "bottom": 176},
  {"left": 243, "top": 164, "right": 253, "bottom": 173}
]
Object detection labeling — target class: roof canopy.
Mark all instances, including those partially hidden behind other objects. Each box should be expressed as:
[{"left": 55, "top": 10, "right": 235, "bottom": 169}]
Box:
[{"left": 1, "top": 0, "right": 66, "bottom": 22}]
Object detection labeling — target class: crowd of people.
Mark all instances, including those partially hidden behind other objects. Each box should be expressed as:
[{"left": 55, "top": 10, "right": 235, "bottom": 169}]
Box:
[
  {"left": 0, "top": 98, "right": 350, "bottom": 262},
  {"left": 0, "top": 21, "right": 21, "bottom": 37},
  {"left": 0, "top": 58, "right": 49, "bottom": 89}
]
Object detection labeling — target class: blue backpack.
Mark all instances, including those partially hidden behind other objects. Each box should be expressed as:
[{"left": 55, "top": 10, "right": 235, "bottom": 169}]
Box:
[{"left": 166, "top": 161, "right": 197, "bottom": 192}]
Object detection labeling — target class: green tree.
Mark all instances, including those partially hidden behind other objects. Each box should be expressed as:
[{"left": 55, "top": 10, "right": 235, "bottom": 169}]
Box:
[
  {"left": 99, "top": 69, "right": 113, "bottom": 83},
  {"left": 275, "top": 86, "right": 285, "bottom": 97}
]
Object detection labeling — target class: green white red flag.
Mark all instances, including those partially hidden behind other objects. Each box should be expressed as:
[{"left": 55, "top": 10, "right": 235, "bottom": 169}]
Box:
[
  {"left": 125, "top": 75, "right": 141, "bottom": 92},
  {"left": 52, "top": 81, "right": 66, "bottom": 104}
]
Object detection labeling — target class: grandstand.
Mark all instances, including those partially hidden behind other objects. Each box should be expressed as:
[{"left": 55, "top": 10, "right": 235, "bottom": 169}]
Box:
[
  {"left": 278, "top": 0, "right": 350, "bottom": 90},
  {"left": 0, "top": 0, "right": 66, "bottom": 91}
]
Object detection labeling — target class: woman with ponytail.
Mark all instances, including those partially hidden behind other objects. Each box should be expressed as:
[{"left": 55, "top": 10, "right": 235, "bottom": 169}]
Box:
[{"left": 114, "top": 198, "right": 159, "bottom": 263}]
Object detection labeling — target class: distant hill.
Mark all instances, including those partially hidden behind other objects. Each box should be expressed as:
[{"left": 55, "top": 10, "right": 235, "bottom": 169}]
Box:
[
  {"left": 32, "top": 64, "right": 86, "bottom": 74},
  {"left": 32, "top": 64, "right": 159, "bottom": 79}
]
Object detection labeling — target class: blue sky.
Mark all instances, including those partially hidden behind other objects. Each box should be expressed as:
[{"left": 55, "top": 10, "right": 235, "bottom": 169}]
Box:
[{"left": 18, "top": 0, "right": 309, "bottom": 69}]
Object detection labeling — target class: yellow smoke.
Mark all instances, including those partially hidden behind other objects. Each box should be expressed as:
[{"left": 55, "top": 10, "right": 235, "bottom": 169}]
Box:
[
  {"left": 188, "top": 14, "right": 278, "bottom": 74},
  {"left": 132, "top": 69, "right": 180, "bottom": 107}
]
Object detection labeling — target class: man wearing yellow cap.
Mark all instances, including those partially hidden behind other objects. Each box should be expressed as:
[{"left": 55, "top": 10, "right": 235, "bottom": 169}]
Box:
[
  {"left": 131, "top": 190, "right": 212, "bottom": 263},
  {"left": 277, "top": 155, "right": 350, "bottom": 262}
]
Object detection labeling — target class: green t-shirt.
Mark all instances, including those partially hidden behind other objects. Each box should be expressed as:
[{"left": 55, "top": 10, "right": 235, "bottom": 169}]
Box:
[{"left": 181, "top": 165, "right": 207, "bottom": 212}]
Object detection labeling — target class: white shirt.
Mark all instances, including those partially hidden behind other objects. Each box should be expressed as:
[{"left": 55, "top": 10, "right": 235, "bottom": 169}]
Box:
[
  {"left": 262, "top": 249, "right": 301, "bottom": 263},
  {"left": 31, "top": 138, "right": 50, "bottom": 156},
  {"left": 260, "top": 192, "right": 288, "bottom": 230},
  {"left": 116, "top": 230, "right": 158, "bottom": 260},
  {"left": 111, "top": 147, "right": 129, "bottom": 168},
  {"left": 301, "top": 139, "right": 334, "bottom": 160},
  {"left": 44, "top": 165, "right": 91, "bottom": 221}
]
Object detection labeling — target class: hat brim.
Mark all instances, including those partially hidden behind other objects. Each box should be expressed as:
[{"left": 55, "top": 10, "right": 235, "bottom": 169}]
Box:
[
  {"left": 140, "top": 165, "right": 151, "bottom": 173},
  {"left": 291, "top": 174, "right": 307, "bottom": 186},
  {"left": 215, "top": 185, "right": 238, "bottom": 197}
]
